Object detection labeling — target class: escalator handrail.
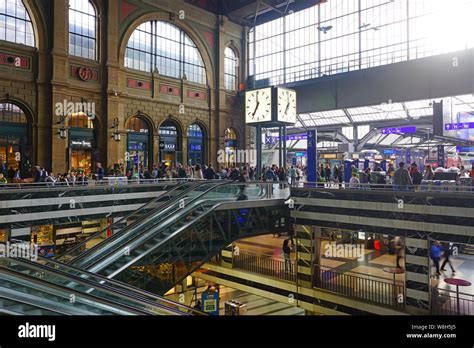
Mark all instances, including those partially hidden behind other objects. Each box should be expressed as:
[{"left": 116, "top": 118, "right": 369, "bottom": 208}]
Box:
[
  {"left": 17, "top": 256, "right": 203, "bottom": 315},
  {"left": 60, "top": 180, "right": 210, "bottom": 262},
  {"left": 70, "top": 180, "right": 226, "bottom": 267},
  {"left": 56, "top": 180, "right": 197, "bottom": 261},
  {"left": 98, "top": 182, "right": 282, "bottom": 278},
  {"left": 0, "top": 266, "right": 149, "bottom": 315},
  {"left": 0, "top": 291, "right": 73, "bottom": 316},
  {"left": 81, "top": 180, "right": 237, "bottom": 270}
]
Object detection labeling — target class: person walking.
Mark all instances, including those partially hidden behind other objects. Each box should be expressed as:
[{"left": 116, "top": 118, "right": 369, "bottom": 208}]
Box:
[
  {"left": 289, "top": 166, "right": 297, "bottom": 187},
  {"left": 282, "top": 239, "right": 292, "bottom": 273},
  {"left": 96, "top": 162, "right": 105, "bottom": 181},
  {"left": 441, "top": 243, "right": 456, "bottom": 273},
  {"left": 324, "top": 164, "right": 331, "bottom": 185},
  {"left": 430, "top": 240, "right": 442, "bottom": 276}
]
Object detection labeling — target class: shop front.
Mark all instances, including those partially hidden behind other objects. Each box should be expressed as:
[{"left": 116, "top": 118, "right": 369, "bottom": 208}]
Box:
[
  {"left": 69, "top": 131, "right": 94, "bottom": 174},
  {"left": 31, "top": 225, "right": 55, "bottom": 258},
  {"left": 126, "top": 116, "right": 152, "bottom": 172},
  {"left": 224, "top": 128, "right": 238, "bottom": 167},
  {"left": 68, "top": 113, "right": 95, "bottom": 175},
  {"left": 0, "top": 102, "right": 31, "bottom": 178},
  {"left": 159, "top": 120, "right": 182, "bottom": 167},
  {"left": 187, "top": 123, "right": 204, "bottom": 166}
]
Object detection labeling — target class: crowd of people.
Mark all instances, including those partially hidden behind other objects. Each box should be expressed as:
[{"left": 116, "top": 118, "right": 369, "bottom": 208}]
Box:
[{"left": 1, "top": 158, "right": 472, "bottom": 190}]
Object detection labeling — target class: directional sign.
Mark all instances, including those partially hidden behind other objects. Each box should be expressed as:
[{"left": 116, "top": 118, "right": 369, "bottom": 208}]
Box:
[
  {"left": 444, "top": 122, "right": 474, "bottom": 131},
  {"left": 381, "top": 126, "right": 417, "bottom": 135},
  {"left": 307, "top": 130, "right": 317, "bottom": 183}
]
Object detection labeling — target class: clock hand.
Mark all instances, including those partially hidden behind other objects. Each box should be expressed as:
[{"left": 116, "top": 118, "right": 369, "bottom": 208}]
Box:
[
  {"left": 252, "top": 91, "right": 260, "bottom": 116},
  {"left": 252, "top": 101, "right": 260, "bottom": 117}
]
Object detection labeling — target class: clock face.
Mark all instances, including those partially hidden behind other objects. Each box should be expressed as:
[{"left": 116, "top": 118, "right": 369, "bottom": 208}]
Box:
[
  {"left": 245, "top": 87, "right": 272, "bottom": 124},
  {"left": 277, "top": 88, "right": 297, "bottom": 124}
]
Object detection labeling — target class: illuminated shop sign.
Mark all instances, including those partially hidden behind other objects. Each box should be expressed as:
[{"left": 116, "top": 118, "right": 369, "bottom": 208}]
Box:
[{"left": 70, "top": 140, "right": 92, "bottom": 148}]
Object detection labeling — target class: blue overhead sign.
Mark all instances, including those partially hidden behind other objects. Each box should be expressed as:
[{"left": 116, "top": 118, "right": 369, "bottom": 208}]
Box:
[
  {"left": 381, "top": 126, "right": 417, "bottom": 134},
  {"left": 445, "top": 122, "right": 474, "bottom": 130},
  {"left": 457, "top": 146, "right": 474, "bottom": 152}
]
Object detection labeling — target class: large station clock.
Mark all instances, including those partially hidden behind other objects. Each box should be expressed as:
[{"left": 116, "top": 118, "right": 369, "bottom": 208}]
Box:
[
  {"left": 245, "top": 87, "right": 272, "bottom": 124},
  {"left": 277, "top": 87, "right": 297, "bottom": 124}
]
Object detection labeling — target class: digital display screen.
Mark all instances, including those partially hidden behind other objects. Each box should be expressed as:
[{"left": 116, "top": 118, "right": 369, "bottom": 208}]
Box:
[{"left": 442, "top": 98, "right": 474, "bottom": 141}]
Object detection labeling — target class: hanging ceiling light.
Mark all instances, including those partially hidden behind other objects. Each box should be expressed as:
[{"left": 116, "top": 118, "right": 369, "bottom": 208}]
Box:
[{"left": 8, "top": 145, "right": 13, "bottom": 153}]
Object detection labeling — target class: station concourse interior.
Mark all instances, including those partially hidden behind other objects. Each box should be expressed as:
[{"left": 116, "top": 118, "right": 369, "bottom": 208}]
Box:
[{"left": 0, "top": 0, "right": 473, "bottom": 318}]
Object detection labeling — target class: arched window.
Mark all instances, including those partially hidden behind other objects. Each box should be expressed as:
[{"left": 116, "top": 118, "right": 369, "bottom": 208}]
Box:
[
  {"left": 0, "top": 102, "right": 27, "bottom": 123},
  {"left": 0, "top": 0, "right": 35, "bottom": 46},
  {"left": 127, "top": 116, "right": 149, "bottom": 133},
  {"left": 69, "top": 0, "right": 97, "bottom": 60},
  {"left": 0, "top": 102, "right": 29, "bottom": 175},
  {"left": 69, "top": 112, "right": 94, "bottom": 128},
  {"left": 125, "top": 21, "right": 206, "bottom": 85},
  {"left": 224, "top": 47, "right": 238, "bottom": 91}
]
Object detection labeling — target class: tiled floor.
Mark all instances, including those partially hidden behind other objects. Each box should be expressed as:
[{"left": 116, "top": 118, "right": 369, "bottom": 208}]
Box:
[
  {"left": 167, "top": 283, "right": 304, "bottom": 316},
  {"left": 431, "top": 254, "right": 474, "bottom": 295},
  {"left": 233, "top": 234, "right": 474, "bottom": 299}
]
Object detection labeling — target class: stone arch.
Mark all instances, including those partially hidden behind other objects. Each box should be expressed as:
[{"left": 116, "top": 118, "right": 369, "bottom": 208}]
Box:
[
  {"left": 124, "top": 112, "right": 156, "bottom": 134},
  {"left": 118, "top": 13, "right": 215, "bottom": 87},
  {"left": 22, "top": 0, "right": 47, "bottom": 50}
]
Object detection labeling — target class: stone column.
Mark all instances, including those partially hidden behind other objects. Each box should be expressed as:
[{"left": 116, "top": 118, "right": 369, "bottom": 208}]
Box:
[{"left": 50, "top": 0, "right": 69, "bottom": 173}]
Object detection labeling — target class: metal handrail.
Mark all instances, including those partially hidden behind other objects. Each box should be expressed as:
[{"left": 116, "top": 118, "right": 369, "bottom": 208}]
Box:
[
  {"left": 0, "top": 178, "right": 197, "bottom": 190},
  {"left": 316, "top": 263, "right": 404, "bottom": 285},
  {"left": 82, "top": 181, "right": 248, "bottom": 272},
  {"left": 431, "top": 287, "right": 474, "bottom": 315},
  {"left": 0, "top": 267, "right": 148, "bottom": 315},
  {"left": 57, "top": 180, "right": 210, "bottom": 262},
  {"left": 314, "top": 264, "right": 405, "bottom": 309},
  {"left": 38, "top": 256, "right": 205, "bottom": 315},
  {"left": 232, "top": 250, "right": 296, "bottom": 282},
  {"left": 294, "top": 181, "right": 474, "bottom": 194},
  {"left": 89, "top": 182, "right": 286, "bottom": 286},
  {"left": 3, "top": 256, "right": 200, "bottom": 315}
]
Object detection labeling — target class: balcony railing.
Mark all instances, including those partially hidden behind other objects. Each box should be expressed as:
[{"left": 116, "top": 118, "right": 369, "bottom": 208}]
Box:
[
  {"left": 314, "top": 265, "right": 405, "bottom": 309},
  {"left": 232, "top": 251, "right": 296, "bottom": 282},
  {"left": 431, "top": 288, "right": 474, "bottom": 315}
]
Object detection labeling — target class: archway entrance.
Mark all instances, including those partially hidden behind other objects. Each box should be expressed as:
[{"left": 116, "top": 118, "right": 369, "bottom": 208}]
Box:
[{"left": 0, "top": 102, "right": 31, "bottom": 179}]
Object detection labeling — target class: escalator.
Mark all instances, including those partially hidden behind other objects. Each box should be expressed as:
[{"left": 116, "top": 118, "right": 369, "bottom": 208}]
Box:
[
  {"left": 0, "top": 256, "right": 201, "bottom": 315},
  {"left": 69, "top": 182, "right": 290, "bottom": 294},
  {"left": 0, "top": 266, "right": 146, "bottom": 315},
  {"left": 57, "top": 180, "right": 215, "bottom": 262}
]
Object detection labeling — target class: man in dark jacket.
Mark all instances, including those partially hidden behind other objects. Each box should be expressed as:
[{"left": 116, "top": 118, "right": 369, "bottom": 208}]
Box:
[
  {"left": 393, "top": 162, "right": 412, "bottom": 190},
  {"left": 204, "top": 164, "right": 215, "bottom": 180}
]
